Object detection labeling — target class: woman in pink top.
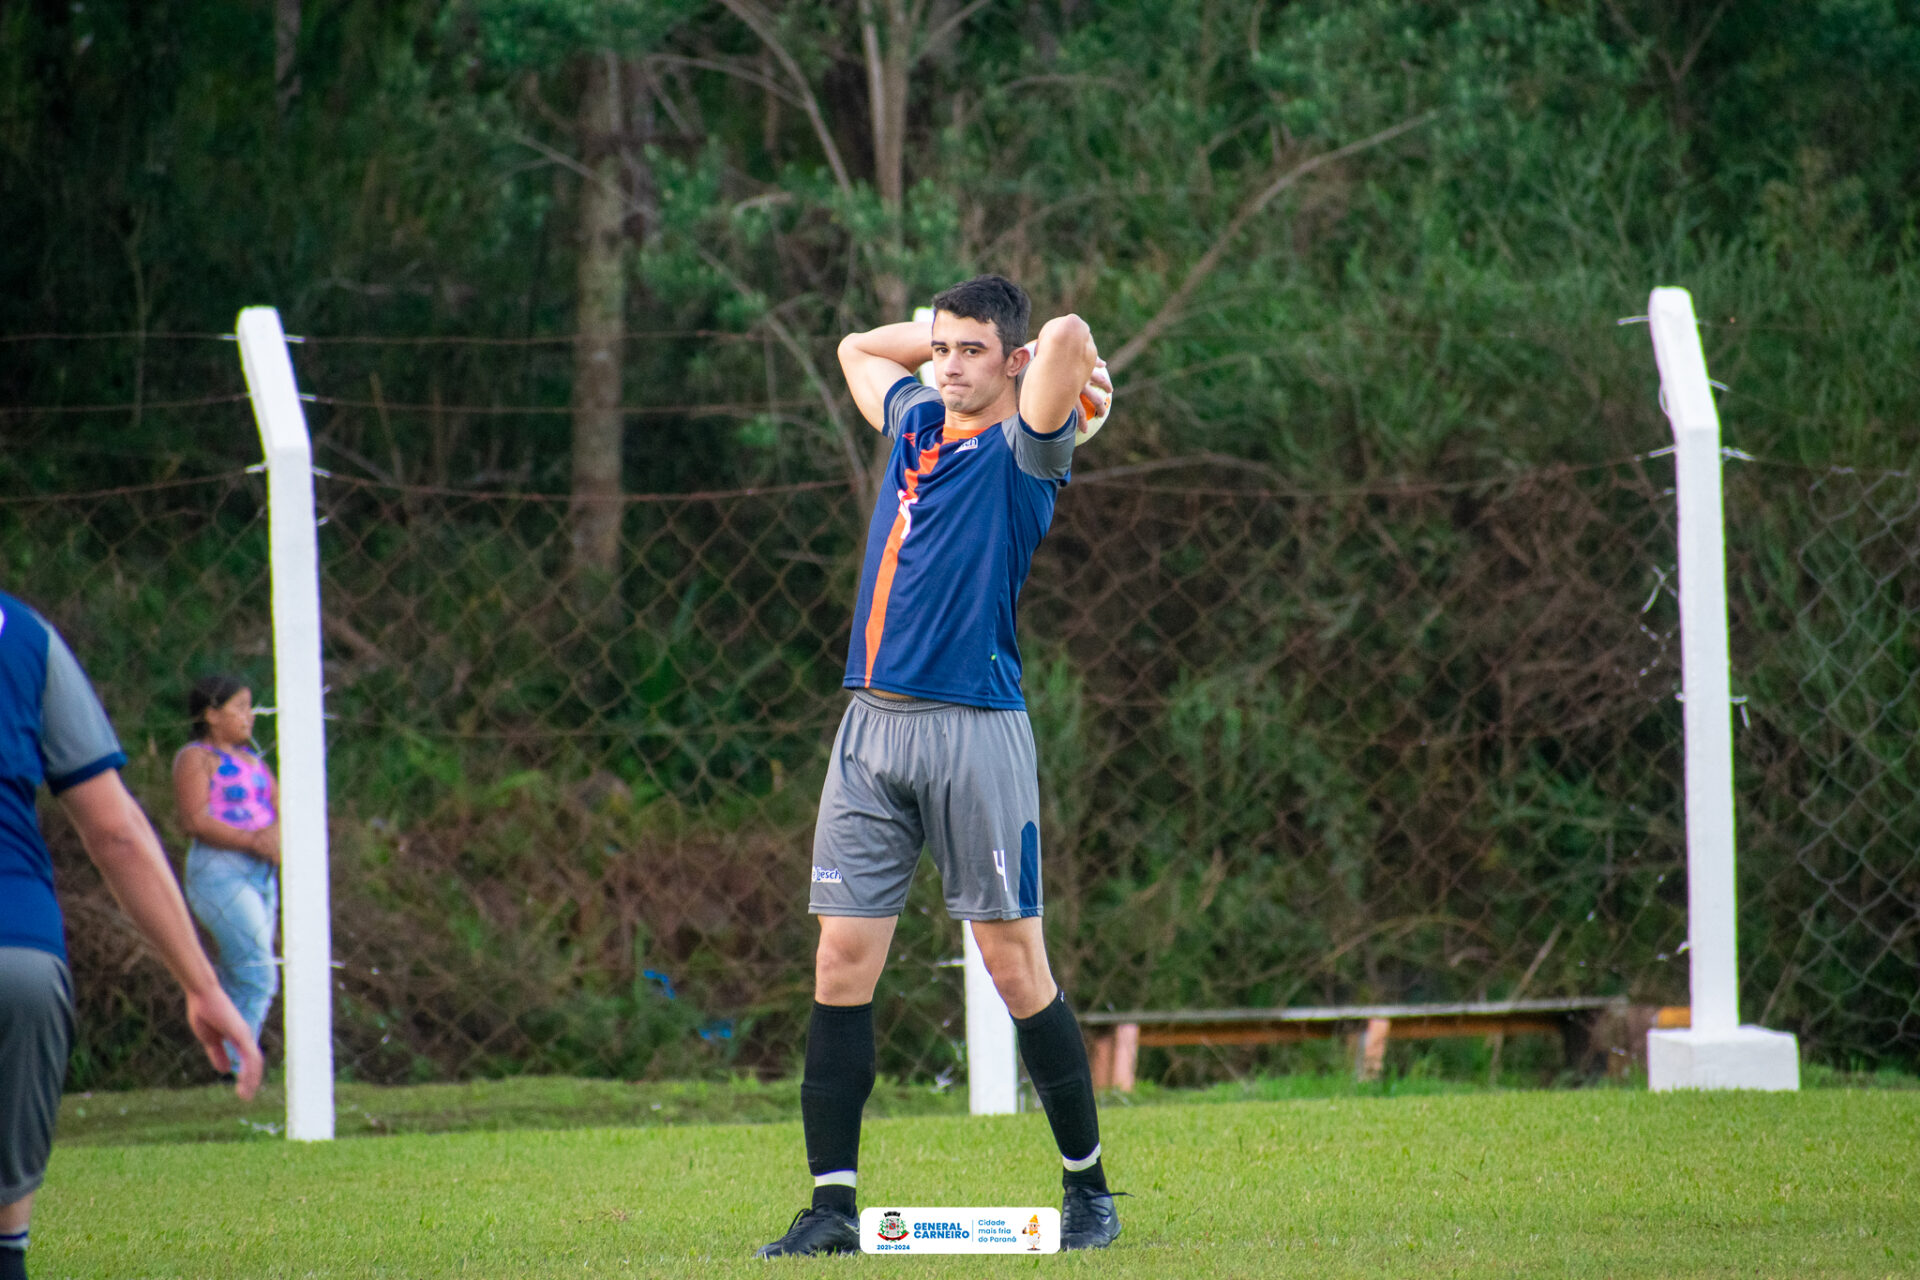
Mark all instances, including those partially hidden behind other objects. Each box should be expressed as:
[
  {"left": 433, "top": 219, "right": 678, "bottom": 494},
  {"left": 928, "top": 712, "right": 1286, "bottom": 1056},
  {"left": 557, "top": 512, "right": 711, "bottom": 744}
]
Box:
[{"left": 172, "top": 676, "right": 281, "bottom": 1066}]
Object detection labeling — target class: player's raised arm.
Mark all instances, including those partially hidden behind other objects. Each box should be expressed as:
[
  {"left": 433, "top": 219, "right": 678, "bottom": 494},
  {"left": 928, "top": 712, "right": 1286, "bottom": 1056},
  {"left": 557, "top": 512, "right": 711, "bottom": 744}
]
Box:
[
  {"left": 1019, "top": 314, "right": 1098, "bottom": 436},
  {"left": 838, "top": 321, "right": 933, "bottom": 431}
]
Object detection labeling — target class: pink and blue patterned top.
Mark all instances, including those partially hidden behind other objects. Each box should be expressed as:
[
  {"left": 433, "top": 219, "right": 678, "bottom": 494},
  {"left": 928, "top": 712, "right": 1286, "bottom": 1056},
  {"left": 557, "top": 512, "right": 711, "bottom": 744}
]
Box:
[{"left": 194, "top": 744, "right": 276, "bottom": 832}]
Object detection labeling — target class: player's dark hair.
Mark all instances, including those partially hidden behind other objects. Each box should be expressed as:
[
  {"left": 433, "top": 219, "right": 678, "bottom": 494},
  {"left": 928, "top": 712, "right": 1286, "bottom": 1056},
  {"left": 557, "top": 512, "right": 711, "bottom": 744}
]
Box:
[
  {"left": 928, "top": 274, "right": 1031, "bottom": 358},
  {"left": 188, "top": 674, "right": 249, "bottom": 739}
]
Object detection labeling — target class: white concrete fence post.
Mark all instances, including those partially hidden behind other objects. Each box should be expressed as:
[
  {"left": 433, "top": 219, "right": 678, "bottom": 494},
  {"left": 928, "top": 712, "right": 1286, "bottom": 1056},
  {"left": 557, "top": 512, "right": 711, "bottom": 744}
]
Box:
[
  {"left": 236, "top": 306, "right": 337, "bottom": 1139},
  {"left": 963, "top": 922, "right": 1020, "bottom": 1115},
  {"left": 1643, "top": 286, "right": 1798, "bottom": 1092},
  {"left": 914, "top": 305, "right": 1021, "bottom": 1116}
]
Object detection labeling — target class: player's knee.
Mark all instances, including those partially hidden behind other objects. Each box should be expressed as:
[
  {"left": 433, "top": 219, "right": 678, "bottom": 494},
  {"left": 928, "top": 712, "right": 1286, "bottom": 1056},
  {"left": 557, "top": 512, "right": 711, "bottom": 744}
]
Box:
[
  {"left": 991, "top": 974, "right": 1051, "bottom": 1018},
  {"left": 982, "top": 952, "right": 1054, "bottom": 1017},
  {"left": 814, "top": 941, "right": 881, "bottom": 1002}
]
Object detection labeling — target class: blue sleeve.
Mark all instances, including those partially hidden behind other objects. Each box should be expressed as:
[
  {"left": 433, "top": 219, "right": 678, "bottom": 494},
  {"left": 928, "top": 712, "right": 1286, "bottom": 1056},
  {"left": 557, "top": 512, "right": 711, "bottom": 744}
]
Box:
[
  {"left": 883, "top": 376, "right": 942, "bottom": 440},
  {"left": 38, "top": 622, "right": 126, "bottom": 792}
]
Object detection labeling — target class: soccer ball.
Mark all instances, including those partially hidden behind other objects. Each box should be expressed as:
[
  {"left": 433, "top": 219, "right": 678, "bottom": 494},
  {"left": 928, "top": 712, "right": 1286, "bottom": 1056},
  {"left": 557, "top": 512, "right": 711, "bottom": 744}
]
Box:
[{"left": 1076, "top": 373, "right": 1112, "bottom": 447}]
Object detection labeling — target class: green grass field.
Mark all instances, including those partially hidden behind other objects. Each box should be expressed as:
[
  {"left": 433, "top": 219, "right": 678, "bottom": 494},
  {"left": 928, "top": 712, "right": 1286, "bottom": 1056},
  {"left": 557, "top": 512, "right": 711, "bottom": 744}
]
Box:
[{"left": 29, "top": 1080, "right": 1920, "bottom": 1279}]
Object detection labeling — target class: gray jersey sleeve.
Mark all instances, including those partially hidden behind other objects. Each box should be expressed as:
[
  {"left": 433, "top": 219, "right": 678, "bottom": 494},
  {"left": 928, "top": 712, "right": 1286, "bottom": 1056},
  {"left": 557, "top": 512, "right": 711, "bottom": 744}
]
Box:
[
  {"left": 883, "top": 377, "right": 943, "bottom": 439},
  {"left": 1004, "top": 408, "right": 1078, "bottom": 482},
  {"left": 38, "top": 621, "right": 126, "bottom": 792}
]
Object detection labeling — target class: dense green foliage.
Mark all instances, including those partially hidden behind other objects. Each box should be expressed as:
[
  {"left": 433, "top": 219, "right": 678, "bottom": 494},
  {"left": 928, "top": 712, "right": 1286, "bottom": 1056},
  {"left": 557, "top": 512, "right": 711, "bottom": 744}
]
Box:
[
  {"left": 5, "top": 1, "right": 1918, "bottom": 487},
  {"left": 7, "top": 3, "right": 1920, "bottom": 1087}
]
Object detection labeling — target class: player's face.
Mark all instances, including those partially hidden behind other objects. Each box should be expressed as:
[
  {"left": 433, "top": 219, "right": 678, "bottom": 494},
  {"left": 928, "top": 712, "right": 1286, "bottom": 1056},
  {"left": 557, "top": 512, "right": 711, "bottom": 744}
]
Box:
[
  {"left": 929, "top": 313, "right": 1018, "bottom": 415},
  {"left": 208, "top": 688, "right": 256, "bottom": 744}
]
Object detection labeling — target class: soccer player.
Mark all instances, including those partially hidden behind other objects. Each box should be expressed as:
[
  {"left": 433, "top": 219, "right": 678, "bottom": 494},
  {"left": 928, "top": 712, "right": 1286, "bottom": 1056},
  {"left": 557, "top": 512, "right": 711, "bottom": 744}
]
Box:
[
  {"left": 0, "top": 591, "right": 262, "bottom": 1280},
  {"left": 756, "top": 275, "right": 1120, "bottom": 1257}
]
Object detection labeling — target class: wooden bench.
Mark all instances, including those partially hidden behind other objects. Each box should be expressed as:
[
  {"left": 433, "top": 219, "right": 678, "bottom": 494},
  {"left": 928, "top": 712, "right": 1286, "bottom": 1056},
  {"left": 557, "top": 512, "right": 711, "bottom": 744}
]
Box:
[{"left": 1081, "top": 997, "right": 1657, "bottom": 1088}]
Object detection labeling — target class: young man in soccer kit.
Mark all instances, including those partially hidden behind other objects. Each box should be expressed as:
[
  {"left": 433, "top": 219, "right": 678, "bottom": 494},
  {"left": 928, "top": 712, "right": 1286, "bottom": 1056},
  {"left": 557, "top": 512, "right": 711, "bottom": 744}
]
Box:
[
  {"left": 757, "top": 275, "right": 1120, "bottom": 1257},
  {"left": 0, "top": 591, "right": 262, "bottom": 1280}
]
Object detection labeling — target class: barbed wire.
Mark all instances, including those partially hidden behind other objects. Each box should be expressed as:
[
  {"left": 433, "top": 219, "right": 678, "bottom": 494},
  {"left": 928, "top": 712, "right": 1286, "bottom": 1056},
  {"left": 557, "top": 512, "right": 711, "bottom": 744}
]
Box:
[
  {"left": 6, "top": 313, "right": 1875, "bottom": 353},
  {"left": 318, "top": 471, "right": 848, "bottom": 503},
  {"left": 297, "top": 330, "right": 773, "bottom": 346},
  {"left": 0, "top": 394, "right": 252, "bottom": 416},
  {"left": 0, "top": 470, "right": 256, "bottom": 505},
  {"left": 298, "top": 393, "right": 816, "bottom": 417},
  {"left": 8, "top": 404, "right": 1894, "bottom": 500},
  {"left": 1073, "top": 449, "right": 1673, "bottom": 497},
  {"left": 0, "top": 450, "right": 1682, "bottom": 505},
  {"left": 0, "top": 331, "right": 240, "bottom": 343}
]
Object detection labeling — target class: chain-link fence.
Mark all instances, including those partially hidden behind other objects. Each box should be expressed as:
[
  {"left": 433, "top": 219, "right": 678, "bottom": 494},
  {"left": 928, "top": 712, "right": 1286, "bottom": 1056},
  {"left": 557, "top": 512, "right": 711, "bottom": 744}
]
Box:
[
  {"left": 1729, "top": 461, "right": 1920, "bottom": 1060},
  {"left": 8, "top": 424, "right": 1918, "bottom": 1090}
]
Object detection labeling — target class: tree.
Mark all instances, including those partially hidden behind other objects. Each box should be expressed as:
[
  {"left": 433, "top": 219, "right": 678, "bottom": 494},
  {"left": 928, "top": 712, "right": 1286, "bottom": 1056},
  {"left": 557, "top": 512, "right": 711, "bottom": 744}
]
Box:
[
  {"left": 568, "top": 50, "right": 630, "bottom": 579},
  {"left": 471, "top": 0, "right": 694, "bottom": 577},
  {"left": 854, "top": 0, "right": 984, "bottom": 320},
  {"left": 275, "top": 0, "right": 302, "bottom": 115}
]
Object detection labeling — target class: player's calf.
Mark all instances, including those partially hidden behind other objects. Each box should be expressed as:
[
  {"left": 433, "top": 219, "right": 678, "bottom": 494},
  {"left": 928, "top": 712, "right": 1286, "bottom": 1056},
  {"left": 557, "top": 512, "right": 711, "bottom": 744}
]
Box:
[{"left": 1013, "top": 992, "right": 1109, "bottom": 1192}]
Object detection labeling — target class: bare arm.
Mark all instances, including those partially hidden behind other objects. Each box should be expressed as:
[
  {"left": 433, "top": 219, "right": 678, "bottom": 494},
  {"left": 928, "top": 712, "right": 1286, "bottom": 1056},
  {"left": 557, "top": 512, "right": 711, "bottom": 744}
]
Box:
[
  {"left": 838, "top": 320, "right": 932, "bottom": 431},
  {"left": 172, "top": 747, "right": 277, "bottom": 864},
  {"left": 262, "top": 768, "right": 281, "bottom": 862},
  {"left": 62, "top": 771, "right": 263, "bottom": 1098},
  {"left": 1019, "top": 314, "right": 1099, "bottom": 436}
]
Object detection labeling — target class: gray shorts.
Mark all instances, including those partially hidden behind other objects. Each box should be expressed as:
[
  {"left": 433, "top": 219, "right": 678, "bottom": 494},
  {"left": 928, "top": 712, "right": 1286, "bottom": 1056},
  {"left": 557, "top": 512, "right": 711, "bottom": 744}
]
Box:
[
  {"left": 810, "top": 691, "right": 1043, "bottom": 922},
  {"left": 1, "top": 947, "right": 73, "bottom": 1205}
]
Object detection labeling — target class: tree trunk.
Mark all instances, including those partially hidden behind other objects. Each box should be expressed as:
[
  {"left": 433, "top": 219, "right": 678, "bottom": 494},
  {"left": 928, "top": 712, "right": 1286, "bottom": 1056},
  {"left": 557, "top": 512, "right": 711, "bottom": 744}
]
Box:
[
  {"left": 623, "top": 59, "right": 661, "bottom": 249},
  {"left": 275, "top": 0, "right": 301, "bottom": 115},
  {"left": 568, "top": 52, "right": 628, "bottom": 582},
  {"left": 861, "top": 0, "right": 912, "bottom": 321}
]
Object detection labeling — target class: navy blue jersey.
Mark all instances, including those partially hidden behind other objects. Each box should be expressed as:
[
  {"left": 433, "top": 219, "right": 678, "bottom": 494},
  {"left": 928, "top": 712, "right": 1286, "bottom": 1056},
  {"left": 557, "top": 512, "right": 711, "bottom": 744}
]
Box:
[
  {"left": 0, "top": 592, "right": 127, "bottom": 961},
  {"left": 843, "top": 378, "right": 1076, "bottom": 709}
]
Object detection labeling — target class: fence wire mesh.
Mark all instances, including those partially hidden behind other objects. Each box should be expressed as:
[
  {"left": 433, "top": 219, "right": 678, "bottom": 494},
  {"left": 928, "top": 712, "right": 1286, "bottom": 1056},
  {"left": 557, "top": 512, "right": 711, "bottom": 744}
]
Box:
[{"left": 7, "top": 445, "right": 1917, "bottom": 1089}]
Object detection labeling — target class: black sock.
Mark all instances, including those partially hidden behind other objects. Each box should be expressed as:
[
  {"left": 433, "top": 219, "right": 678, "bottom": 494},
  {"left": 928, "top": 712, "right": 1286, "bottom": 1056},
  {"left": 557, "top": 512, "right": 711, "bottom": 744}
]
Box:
[
  {"left": 0, "top": 1232, "right": 25, "bottom": 1280},
  {"left": 801, "top": 1000, "right": 875, "bottom": 1217},
  {"left": 1015, "top": 991, "right": 1108, "bottom": 1193}
]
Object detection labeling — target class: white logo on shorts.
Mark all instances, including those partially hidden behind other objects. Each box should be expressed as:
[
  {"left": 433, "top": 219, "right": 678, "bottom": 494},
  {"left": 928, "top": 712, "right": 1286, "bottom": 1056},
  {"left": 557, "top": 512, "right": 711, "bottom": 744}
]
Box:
[
  {"left": 813, "top": 866, "right": 843, "bottom": 884},
  {"left": 992, "top": 849, "right": 1011, "bottom": 899}
]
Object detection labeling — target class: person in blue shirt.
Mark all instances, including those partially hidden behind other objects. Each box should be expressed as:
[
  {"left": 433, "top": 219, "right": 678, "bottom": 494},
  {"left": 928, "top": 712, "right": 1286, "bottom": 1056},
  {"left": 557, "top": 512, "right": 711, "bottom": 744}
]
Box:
[
  {"left": 757, "top": 276, "right": 1121, "bottom": 1257},
  {"left": 0, "top": 591, "right": 261, "bottom": 1280}
]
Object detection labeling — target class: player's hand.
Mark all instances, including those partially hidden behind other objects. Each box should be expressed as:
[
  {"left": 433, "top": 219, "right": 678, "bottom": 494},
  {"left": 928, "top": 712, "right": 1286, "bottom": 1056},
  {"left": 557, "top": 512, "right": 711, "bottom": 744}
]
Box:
[
  {"left": 1088, "top": 360, "right": 1112, "bottom": 398},
  {"left": 1076, "top": 359, "right": 1113, "bottom": 445},
  {"left": 187, "top": 985, "right": 264, "bottom": 1100},
  {"left": 1084, "top": 360, "right": 1112, "bottom": 411},
  {"left": 252, "top": 823, "right": 282, "bottom": 865}
]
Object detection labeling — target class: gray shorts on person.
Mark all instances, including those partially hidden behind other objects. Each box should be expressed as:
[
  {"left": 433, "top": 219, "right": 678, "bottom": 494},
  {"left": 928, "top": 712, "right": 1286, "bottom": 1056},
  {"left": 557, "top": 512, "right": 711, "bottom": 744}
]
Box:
[
  {"left": 810, "top": 691, "right": 1043, "bottom": 922},
  {"left": 0, "top": 946, "right": 73, "bottom": 1205}
]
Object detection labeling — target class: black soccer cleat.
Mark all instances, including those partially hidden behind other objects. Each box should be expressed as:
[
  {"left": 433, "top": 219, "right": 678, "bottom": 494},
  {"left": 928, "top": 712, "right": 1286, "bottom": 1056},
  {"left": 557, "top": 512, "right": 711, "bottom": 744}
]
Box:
[
  {"left": 755, "top": 1206, "right": 860, "bottom": 1259},
  {"left": 1060, "top": 1185, "right": 1122, "bottom": 1250}
]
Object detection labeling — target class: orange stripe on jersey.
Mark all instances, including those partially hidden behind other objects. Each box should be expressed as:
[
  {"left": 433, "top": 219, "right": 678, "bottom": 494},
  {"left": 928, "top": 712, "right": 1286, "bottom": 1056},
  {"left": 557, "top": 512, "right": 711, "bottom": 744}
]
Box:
[
  {"left": 863, "top": 436, "right": 944, "bottom": 685},
  {"left": 940, "top": 416, "right": 998, "bottom": 441}
]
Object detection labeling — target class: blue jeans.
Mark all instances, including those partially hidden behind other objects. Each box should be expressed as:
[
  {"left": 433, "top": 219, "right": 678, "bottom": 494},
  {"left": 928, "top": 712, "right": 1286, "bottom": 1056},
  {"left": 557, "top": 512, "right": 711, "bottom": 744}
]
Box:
[{"left": 183, "top": 840, "right": 279, "bottom": 1067}]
